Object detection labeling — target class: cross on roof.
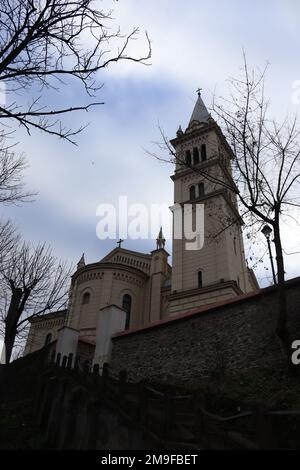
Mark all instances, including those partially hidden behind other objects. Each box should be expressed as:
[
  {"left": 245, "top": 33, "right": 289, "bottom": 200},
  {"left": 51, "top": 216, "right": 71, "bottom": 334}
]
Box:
[
  {"left": 196, "top": 87, "right": 202, "bottom": 96},
  {"left": 117, "top": 238, "right": 124, "bottom": 248}
]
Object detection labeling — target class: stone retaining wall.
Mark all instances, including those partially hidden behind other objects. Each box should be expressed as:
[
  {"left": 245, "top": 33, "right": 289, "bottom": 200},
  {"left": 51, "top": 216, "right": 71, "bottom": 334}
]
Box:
[{"left": 111, "top": 278, "right": 300, "bottom": 385}]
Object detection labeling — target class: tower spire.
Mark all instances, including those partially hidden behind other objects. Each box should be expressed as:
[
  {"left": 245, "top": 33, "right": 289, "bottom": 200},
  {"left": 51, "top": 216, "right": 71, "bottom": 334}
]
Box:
[
  {"left": 189, "top": 90, "right": 210, "bottom": 125},
  {"left": 77, "top": 253, "right": 85, "bottom": 270}
]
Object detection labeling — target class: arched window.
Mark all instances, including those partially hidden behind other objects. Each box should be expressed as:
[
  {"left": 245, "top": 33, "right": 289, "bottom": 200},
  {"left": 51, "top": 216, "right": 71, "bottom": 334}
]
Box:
[
  {"left": 193, "top": 147, "right": 199, "bottom": 165},
  {"left": 45, "top": 333, "right": 52, "bottom": 346},
  {"left": 198, "top": 182, "right": 205, "bottom": 197},
  {"left": 201, "top": 144, "right": 207, "bottom": 161},
  {"left": 189, "top": 185, "right": 196, "bottom": 200},
  {"left": 198, "top": 270, "right": 203, "bottom": 288},
  {"left": 185, "top": 150, "right": 192, "bottom": 166},
  {"left": 82, "top": 292, "right": 90, "bottom": 305},
  {"left": 122, "top": 294, "right": 132, "bottom": 330}
]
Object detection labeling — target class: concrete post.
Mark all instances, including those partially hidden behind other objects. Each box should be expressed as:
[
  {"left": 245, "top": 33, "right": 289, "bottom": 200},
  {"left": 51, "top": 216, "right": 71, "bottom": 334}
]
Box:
[
  {"left": 55, "top": 326, "right": 79, "bottom": 366},
  {"left": 0, "top": 342, "right": 6, "bottom": 364},
  {"left": 93, "top": 305, "right": 126, "bottom": 368}
]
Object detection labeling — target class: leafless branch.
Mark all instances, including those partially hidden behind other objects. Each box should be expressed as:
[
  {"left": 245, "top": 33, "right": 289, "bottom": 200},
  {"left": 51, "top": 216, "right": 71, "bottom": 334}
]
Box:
[{"left": 0, "top": 0, "right": 152, "bottom": 142}]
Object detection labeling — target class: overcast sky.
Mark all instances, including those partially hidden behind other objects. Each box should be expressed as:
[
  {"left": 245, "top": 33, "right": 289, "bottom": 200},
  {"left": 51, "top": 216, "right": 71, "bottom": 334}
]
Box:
[{"left": 1, "top": 0, "right": 300, "bottom": 354}]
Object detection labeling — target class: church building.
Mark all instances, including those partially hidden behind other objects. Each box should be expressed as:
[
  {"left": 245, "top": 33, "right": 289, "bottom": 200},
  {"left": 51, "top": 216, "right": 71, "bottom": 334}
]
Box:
[{"left": 24, "top": 92, "right": 258, "bottom": 365}]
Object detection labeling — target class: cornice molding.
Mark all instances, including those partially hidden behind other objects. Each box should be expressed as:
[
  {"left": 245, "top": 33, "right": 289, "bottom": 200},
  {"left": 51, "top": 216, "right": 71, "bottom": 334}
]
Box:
[
  {"left": 72, "top": 261, "right": 149, "bottom": 285},
  {"left": 167, "top": 280, "right": 242, "bottom": 301}
]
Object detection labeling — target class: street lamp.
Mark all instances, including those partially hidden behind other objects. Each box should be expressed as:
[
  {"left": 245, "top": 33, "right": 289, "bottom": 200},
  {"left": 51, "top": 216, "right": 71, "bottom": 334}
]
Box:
[{"left": 261, "top": 224, "right": 277, "bottom": 285}]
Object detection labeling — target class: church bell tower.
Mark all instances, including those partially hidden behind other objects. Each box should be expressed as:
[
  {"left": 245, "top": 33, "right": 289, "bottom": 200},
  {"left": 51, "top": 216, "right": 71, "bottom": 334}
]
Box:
[{"left": 169, "top": 91, "right": 257, "bottom": 315}]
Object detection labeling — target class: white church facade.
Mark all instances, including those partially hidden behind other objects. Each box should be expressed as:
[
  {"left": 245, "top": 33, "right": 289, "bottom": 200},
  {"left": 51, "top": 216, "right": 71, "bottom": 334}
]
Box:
[{"left": 24, "top": 93, "right": 258, "bottom": 364}]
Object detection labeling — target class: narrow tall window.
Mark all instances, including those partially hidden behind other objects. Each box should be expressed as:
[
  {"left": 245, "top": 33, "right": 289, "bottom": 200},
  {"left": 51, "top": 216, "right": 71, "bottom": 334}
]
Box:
[
  {"left": 233, "top": 237, "right": 237, "bottom": 255},
  {"left": 122, "top": 294, "right": 132, "bottom": 330},
  {"left": 82, "top": 292, "right": 90, "bottom": 305},
  {"left": 193, "top": 147, "right": 199, "bottom": 165},
  {"left": 185, "top": 150, "right": 192, "bottom": 166},
  {"left": 45, "top": 333, "right": 52, "bottom": 346},
  {"left": 198, "top": 182, "right": 205, "bottom": 197},
  {"left": 189, "top": 185, "right": 196, "bottom": 200},
  {"left": 198, "top": 270, "right": 203, "bottom": 288},
  {"left": 201, "top": 144, "right": 207, "bottom": 161}
]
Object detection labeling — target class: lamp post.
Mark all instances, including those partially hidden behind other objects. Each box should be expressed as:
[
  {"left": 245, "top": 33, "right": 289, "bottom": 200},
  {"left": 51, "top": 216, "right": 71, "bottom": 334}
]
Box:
[{"left": 261, "top": 224, "right": 277, "bottom": 285}]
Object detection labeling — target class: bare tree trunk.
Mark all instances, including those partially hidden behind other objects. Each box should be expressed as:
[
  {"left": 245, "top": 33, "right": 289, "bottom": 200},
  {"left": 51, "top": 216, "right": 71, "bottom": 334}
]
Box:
[
  {"left": 4, "top": 287, "right": 22, "bottom": 363},
  {"left": 273, "top": 217, "right": 290, "bottom": 358},
  {"left": 4, "top": 330, "right": 16, "bottom": 365}
]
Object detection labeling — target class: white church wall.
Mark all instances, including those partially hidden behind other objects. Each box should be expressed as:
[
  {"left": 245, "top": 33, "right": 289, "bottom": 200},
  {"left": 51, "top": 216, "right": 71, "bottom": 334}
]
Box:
[
  {"left": 68, "top": 275, "right": 104, "bottom": 331},
  {"left": 172, "top": 193, "right": 232, "bottom": 292}
]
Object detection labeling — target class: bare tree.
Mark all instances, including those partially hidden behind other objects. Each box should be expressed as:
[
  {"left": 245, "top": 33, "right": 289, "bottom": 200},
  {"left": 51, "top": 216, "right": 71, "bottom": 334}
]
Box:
[
  {"left": 212, "top": 59, "right": 300, "bottom": 353},
  {"left": 0, "top": 135, "right": 34, "bottom": 204},
  {"left": 149, "top": 59, "right": 300, "bottom": 355},
  {"left": 0, "top": 219, "right": 19, "bottom": 264},
  {"left": 0, "top": 0, "right": 151, "bottom": 143},
  {"left": 0, "top": 241, "right": 72, "bottom": 363}
]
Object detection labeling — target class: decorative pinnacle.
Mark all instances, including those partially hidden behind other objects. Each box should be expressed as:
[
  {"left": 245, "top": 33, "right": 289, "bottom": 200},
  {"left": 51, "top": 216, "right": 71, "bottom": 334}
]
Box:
[
  {"left": 156, "top": 226, "right": 166, "bottom": 250},
  {"left": 77, "top": 253, "right": 85, "bottom": 270}
]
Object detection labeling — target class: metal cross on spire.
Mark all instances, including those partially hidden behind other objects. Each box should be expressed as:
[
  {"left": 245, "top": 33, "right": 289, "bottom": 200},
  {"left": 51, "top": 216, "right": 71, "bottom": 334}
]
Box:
[
  {"left": 117, "top": 238, "right": 124, "bottom": 248},
  {"left": 196, "top": 87, "right": 202, "bottom": 96}
]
